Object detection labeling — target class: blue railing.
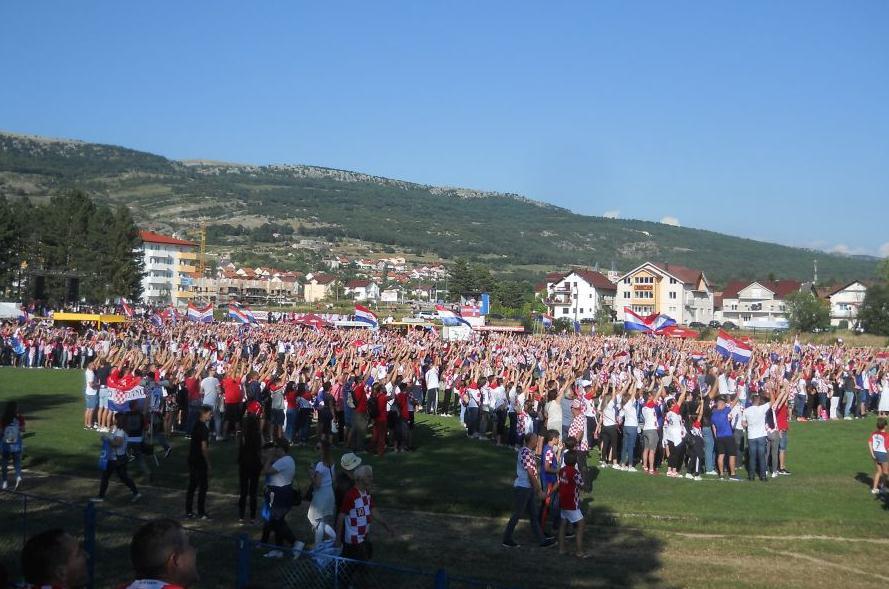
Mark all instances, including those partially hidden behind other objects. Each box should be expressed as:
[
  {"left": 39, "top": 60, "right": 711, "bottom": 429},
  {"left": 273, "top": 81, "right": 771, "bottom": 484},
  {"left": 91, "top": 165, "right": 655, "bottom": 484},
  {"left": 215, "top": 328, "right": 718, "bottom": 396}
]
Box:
[{"left": 0, "top": 490, "right": 506, "bottom": 589}]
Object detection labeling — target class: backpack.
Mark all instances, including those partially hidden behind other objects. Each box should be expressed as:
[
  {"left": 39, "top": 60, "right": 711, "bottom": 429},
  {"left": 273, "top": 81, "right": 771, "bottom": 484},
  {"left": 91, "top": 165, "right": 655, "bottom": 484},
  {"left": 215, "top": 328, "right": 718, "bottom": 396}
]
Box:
[
  {"left": 368, "top": 395, "right": 380, "bottom": 420},
  {"left": 3, "top": 420, "right": 20, "bottom": 446}
]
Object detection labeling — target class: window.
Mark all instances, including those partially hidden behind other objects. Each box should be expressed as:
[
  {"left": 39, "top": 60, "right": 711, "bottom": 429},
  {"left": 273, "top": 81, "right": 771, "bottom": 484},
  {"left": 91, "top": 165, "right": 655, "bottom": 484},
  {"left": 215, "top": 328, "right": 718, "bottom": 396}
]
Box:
[
  {"left": 624, "top": 291, "right": 630, "bottom": 299},
  {"left": 579, "top": 308, "right": 584, "bottom": 314},
  {"left": 563, "top": 308, "right": 569, "bottom": 315},
  {"left": 589, "top": 293, "right": 593, "bottom": 298},
  {"left": 624, "top": 278, "right": 630, "bottom": 284},
  {"left": 669, "top": 291, "right": 677, "bottom": 299},
  {"left": 670, "top": 278, "right": 677, "bottom": 284}
]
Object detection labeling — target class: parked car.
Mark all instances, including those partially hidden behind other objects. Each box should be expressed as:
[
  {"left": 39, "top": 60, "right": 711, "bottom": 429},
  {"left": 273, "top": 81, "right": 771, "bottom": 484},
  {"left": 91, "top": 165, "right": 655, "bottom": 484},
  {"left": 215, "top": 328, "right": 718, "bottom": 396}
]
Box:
[
  {"left": 416, "top": 311, "right": 437, "bottom": 321},
  {"left": 721, "top": 321, "right": 738, "bottom": 330},
  {"left": 708, "top": 320, "right": 721, "bottom": 328},
  {"left": 688, "top": 322, "right": 706, "bottom": 329}
]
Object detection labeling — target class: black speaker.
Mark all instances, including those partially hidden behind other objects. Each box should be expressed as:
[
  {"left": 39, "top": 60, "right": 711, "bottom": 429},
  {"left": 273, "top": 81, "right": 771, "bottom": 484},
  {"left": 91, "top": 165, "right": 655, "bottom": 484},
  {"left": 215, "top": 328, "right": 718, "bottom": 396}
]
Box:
[
  {"left": 33, "top": 275, "right": 46, "bottom": 301},
  {"left": 65, "top": 277, "right": 80, "bottom": 303}
]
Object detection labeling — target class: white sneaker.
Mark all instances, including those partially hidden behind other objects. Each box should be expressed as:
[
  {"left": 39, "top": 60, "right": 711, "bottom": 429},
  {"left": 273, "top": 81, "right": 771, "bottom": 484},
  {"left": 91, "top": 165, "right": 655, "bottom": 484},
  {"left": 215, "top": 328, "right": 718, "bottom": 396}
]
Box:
[
  {"left": 599, "top": 462, "right": 607, "bottom": 468},
  {"left": 1, "top": 481, "right": 7, "bottom": 490},
  {"left": 684, "top": 473, "right": 694, "bottom": 480},
  {"left": 771, "top": 472, "right": 778, "bottom": 479},
  {"left": 291, "top": 541, "right": 305, "bottom": 559},
  {"left": 705, "top": 470, "right": 718, "bottom": 476},
  {"left": 264, "top": 549, "right": 284, "bottom": 558},
  {"left": 871, "top": 488, "right": 880, "bottom": 495},
  {"left": 844, "top": 417, "right": 853, "bottom": 420},
  {"left": 625, "top": 466, "right": 637, "bottom": 472},
  {"left": 14, "top": 477, "right": 21, "bottom": 490},
  {"left": 694, "top": 475, "right": 702, "bottom": 481}
]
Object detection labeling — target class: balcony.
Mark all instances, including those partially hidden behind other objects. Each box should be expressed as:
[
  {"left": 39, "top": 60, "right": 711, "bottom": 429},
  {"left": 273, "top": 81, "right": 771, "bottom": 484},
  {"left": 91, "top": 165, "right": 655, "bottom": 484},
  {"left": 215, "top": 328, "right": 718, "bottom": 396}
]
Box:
[
  {"left": 176, "top": 264, "right": 196, "bottom": 274},
  {"left": 546, "top": 293, "right": 572, "bottom": 305},
  {"left": 178, "top": 251, "right": 198, "bottom": 261}
]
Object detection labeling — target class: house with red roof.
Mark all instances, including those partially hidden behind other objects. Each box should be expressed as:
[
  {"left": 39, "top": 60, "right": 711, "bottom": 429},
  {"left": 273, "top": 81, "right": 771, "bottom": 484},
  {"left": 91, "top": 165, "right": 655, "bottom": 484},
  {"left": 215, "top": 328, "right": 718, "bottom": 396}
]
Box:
[
  {"left": 718, "top": 279, "right": 802, "bottom": 326},
  {"left": 614, "top": 262, "right": 714, "bottom": 325},
  {"left": 139, "top": 230, "right": 198, "bottom": 306},
  {"left": 546, "top": 269, "right": 616, "bottom": 322},
  {"left": 344, "top": 279, "right": 380, "bottom": 301}
]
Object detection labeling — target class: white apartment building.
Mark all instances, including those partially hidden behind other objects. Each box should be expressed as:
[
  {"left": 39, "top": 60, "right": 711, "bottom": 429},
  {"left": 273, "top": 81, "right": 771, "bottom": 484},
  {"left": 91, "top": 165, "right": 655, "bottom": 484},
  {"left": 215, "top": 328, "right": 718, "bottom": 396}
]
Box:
[
  {"left": 545, "top": 270, "right": 616, "bottom": 322},
  {"left": 345, "top": 279, "right": 381, "bottom": 301},
  {"left": 139, "top": 231, "right": 198, "bottom": 306},
  {"left": 615, "top": 262, "right": 714, "bottom": 324},
  {"left": 718, "top": 280, "right": 800, "bottom": 326},
  {"left": 825, "top": 281, "right": 868, "bottom": 327}
]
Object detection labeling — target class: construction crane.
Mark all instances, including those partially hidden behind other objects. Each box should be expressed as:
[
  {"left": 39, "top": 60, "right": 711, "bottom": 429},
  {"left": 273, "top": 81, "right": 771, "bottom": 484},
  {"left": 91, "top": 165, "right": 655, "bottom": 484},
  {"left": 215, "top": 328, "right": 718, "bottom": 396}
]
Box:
[{"left": 198, "top": 224, "right": 207, "bottom": 276}]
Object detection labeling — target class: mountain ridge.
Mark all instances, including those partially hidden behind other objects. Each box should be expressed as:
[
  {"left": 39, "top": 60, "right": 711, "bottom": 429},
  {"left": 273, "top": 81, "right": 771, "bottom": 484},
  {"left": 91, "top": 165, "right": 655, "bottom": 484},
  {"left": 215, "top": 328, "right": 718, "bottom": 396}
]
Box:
[{"left": 0, "top": 130, "right": 878, "bottom": 285}]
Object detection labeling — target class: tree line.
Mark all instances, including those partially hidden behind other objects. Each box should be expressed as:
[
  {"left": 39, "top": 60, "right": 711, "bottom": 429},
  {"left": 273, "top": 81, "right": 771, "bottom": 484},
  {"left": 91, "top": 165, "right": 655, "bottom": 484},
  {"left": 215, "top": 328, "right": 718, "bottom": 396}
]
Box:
[{"left": 0, "top": 190, "right": 144, "bottom": 304}]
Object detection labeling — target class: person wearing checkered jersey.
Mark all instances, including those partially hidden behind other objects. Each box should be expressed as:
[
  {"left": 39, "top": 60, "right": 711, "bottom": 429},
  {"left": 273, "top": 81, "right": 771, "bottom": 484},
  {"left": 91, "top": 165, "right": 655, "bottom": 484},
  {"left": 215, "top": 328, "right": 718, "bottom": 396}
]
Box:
[{"left": 336, "top": 465, "right": 393, "bottom": 561}]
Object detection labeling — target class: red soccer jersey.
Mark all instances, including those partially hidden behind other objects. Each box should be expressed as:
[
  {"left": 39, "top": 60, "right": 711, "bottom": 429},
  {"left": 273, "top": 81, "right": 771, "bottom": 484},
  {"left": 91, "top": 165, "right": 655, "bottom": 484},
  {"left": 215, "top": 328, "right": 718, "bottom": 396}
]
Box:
[
  {"left": 558, "top": 464, "right": 583, "bottom": 511},
  {"left": 353, "top": 381, "right": 368, "bottom": 414},
  {"left": 222, "top": 377, "right": 241, "bottom": 405},
  {"left": 339, "top": 487, "right": 375, "bottom": 545}
]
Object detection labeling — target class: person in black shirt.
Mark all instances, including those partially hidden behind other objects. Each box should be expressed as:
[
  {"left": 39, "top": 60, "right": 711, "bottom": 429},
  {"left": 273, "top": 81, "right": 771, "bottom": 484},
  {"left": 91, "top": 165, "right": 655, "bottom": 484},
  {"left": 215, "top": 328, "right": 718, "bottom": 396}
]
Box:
[
  {"left": 238, "top": 413, "right": 262, "bottom": 523},
  {"left": 186, "top": 406, "right": 212, "bottom": 519}
]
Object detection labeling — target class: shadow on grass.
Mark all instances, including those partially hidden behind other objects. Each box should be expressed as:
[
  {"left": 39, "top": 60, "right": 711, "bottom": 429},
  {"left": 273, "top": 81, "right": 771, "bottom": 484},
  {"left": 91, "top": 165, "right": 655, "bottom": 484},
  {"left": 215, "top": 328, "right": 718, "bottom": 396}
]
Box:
[{"left": 854, "top": 472, "right": 889, "bottom": 510}]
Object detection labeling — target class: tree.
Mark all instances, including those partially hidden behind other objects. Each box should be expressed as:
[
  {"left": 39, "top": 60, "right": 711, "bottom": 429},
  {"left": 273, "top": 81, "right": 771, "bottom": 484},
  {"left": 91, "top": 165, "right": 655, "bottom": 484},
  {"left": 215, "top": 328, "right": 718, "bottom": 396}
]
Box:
[
  {"left": 107, "top": 205, "right": 144, "bottom": 301},
  {"left": 594, "top": 304, "right": 614, "bottom": 334},
  {"left": 552, "top": 317, "right": 574, "bottom": 334},
  {"left": 785, "top": 291, "right": 830, "bottom": 332},
  {"left": 858, "top": 283, "right": 889, "bottom": 336}
]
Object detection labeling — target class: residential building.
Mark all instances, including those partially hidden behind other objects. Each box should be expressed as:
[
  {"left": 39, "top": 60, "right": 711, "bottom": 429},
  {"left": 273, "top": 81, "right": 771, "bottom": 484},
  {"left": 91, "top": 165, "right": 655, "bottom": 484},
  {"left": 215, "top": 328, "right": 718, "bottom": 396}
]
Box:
[
  {"left": 824, "top": 281, "right": 868, "bottom": 327},
  {"left": 303, "top": 273, "right": 337, "bottom": 303},
  {"left": 719, "top": 280, "right": 801, "bottom": 326},
  {"left": 139, "top": 231, "right": 198, "bottom": 306},
  {"left": 191, "top": 272, "right": 300, "bottom": 305},
  {"left": 345, "top": 279, "right": 380, "bottom": 301},
  {"left": 545, "top": 270, "right": 616, "bottom": 322},
  {"left": 615, "top": 262, "right": 714, "bottom": 324}
]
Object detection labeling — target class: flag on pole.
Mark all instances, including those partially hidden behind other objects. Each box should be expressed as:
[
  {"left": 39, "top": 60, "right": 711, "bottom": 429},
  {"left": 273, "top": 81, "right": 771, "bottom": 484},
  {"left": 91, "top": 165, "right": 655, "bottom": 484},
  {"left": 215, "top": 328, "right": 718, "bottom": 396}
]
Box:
[
  {"left": 187, "top": 302, "right": 214, "bottom": 323},
  {"left": 573, "top": 320, "right": 581, "bottom": 334},
  {"left": 149, "top": 314, "right": 163, "bottom": 328},
  {"left": 540, "top": 313, "right": 553, "bottom": 329},
  {"left": 715, "top": 329, "right": 753, "bottom": 363},
  {"left": 120, "top": 298, "right": 134, "bottom": 318},
  {"left": 354, "top": 304, "right": 379, "bottom": 329},
  {"left": 622, "top": 307, "right": 676, "bottom": 333},
  {"left": 228, "top": 303, "right": 257, "bottom": 324}
]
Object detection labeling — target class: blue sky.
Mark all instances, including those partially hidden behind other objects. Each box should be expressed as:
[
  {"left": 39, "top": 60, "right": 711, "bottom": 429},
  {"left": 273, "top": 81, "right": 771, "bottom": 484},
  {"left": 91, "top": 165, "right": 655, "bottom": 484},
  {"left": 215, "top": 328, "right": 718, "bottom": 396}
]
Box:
[{"left": 2, "top": 1, "right": 888, "bottom": 256}]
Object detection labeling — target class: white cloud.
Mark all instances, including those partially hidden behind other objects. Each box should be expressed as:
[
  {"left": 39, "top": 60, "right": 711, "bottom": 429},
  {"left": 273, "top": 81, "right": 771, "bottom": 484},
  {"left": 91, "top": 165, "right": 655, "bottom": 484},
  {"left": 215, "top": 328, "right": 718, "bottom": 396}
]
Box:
[
  {"left": 827, "top": 243, "right": 872, "bottom": 256},
  {"left": 828, "top": 244, "right": 851, "bottom": 255},
  {"left": 602, "top": 210, "right": 620, "bottom": 219},
  {"left": 660, "top": 216, "right": 680, "bottom": 227},
  {"left": 879, "top": 242, "right": 889, "bottom": 258}
]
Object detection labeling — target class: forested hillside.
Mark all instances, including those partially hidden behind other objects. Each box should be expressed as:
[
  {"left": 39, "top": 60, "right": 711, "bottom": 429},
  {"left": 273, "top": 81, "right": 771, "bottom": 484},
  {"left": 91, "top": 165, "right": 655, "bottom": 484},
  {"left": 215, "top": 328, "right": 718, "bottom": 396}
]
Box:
[{"left": 0, "top": 131, "right": 877, "bottom": 285}]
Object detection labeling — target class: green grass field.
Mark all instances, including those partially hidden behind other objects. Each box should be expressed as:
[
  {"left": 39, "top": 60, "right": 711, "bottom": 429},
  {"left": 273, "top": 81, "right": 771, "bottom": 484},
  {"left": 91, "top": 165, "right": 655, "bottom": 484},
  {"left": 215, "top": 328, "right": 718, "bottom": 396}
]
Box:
[{"left": 1, "top": 368, "right": 888, "bottom": 588}]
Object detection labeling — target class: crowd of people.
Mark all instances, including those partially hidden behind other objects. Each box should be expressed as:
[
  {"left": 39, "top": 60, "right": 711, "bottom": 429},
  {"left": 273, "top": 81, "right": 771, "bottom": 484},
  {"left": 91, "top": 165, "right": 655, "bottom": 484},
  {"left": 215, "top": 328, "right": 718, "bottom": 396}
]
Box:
[{"left": 2, "top": 314, "right": 889, "bottom": 568}]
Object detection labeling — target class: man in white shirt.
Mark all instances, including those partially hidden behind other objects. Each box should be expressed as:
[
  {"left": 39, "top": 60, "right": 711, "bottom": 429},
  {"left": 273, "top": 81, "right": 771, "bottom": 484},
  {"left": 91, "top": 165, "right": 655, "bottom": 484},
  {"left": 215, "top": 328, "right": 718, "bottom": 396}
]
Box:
[
  {"left": 424, "top": 364, "right": 440, "bottom": 415},
  {"left": 199, "top": 372, "right": 222, "bottom": 440},
  {"left": 743, "top": 394, "right": 771, "bottom": 481}
]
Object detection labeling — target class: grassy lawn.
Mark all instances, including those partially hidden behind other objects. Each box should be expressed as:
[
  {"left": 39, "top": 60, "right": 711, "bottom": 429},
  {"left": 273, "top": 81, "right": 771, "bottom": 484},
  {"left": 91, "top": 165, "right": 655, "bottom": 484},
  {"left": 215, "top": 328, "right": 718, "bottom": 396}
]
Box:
[{"left": 1, "top": 368, "right": 887, "bottom": 588}]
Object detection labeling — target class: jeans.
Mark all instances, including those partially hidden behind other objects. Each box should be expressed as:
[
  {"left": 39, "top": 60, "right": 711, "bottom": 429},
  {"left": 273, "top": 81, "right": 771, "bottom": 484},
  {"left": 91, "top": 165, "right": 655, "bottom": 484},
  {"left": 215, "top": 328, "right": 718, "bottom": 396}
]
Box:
[
  {"left": 186, "top": 401, "right": 202, "bottom": 435},
  {"left": 98, "top": 459, "right": 138, "bottom": 498},
  {"left": 1, "top": 449, "right": 22, "bottom": 481},
  {"left": 843, "top": 391, "right": 854, "bottom": 417},
  {"left": 767, "top": 430, "right": 780, "bottom": 473},
  {"left": 748, "top": 436, "right": 767, "bottom": 479},
  {"left": 502, "top": 486, "right": 544, "bottom": 544},
  {"left": 465, "top": 407, "right": 479, "bottom": 437},
  {"left": 507, "top": 412, "right": 518, "bottom": 447},
  {"left": 442, "top": 389, "right": 452, "bottom": 415},
  {"left": 285, "top": 408, "right": 297, "bottom": 442},
  {"left": 702, "top": 427, "right": 715, "bottom": 472},
  {"left": 620, "top": 426, "right": 638, "bottom": 466},
  {"left": 795, "top": 394, "right": 807, "bottom": 418},
  {"left": 186, "top": 460, "right": 209, "bottom": 516},
  {"left": 425, "top": 388, "right": 438, "bottom": 414},
  {"left": 733, "top": 429, "right": 745, "bottom": 468}
]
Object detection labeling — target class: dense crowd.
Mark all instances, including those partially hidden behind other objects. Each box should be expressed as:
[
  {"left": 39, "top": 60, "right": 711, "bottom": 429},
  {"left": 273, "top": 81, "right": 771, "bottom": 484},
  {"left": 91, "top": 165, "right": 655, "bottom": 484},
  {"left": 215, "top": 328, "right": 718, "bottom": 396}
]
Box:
[{"left": 2, "top": 315, "right": 889, "bottom": 565}]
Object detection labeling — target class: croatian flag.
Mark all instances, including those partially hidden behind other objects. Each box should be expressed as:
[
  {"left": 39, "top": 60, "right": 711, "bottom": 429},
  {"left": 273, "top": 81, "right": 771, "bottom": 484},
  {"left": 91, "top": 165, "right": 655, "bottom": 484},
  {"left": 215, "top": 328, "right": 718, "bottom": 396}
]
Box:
[
  {"left": 354, "top": 304, "right": 378, "bottom": 329},
  {"left": 436, "top": 304, "right": 471, "bottom": 327},
  {"left": 541, "top": 313, "right": 553, "bottom": 329},
  {"left": 715, "top": 329, "right": 753, "bottom": 363},
  {"left": 120, "top": 298, "right": 134, "bottom": 319},
  {"left": 149, "top": 314, "right": 164, "bottom": 328},
  {"left": 228, "top": 303, "right": 257, "bottom": 324},
  {"left": 623, "top": 307, "right": 676, "bottom": 333},
  {"left": 573, "top": 320, "right": 581, "bottom": 334},
  {"left": 187, "top": 302, "right": 214, "bottom": 323},
  {"left": 17, "top": 308, "right": 30, "bottom": 323},
  {"left": 690, "top": 353, "right": 705, "bottom": 362},
  {"left": 793, "top": 338, "right": 801, "bottom": 356}
]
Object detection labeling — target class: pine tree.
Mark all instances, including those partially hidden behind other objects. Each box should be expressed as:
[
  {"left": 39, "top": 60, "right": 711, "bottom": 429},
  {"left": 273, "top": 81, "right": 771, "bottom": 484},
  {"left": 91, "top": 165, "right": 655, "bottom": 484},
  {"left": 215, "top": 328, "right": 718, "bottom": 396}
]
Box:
[{"left": 108, "top": 204, "right": 144, "bottom": 300}]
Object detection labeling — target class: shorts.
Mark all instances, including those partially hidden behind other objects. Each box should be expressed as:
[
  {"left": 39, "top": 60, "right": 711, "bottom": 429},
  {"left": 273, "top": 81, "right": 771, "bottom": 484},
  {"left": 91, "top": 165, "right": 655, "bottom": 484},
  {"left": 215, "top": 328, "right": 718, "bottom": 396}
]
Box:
[
  {"left": 778, "top": 431, "right": 789, "bottom": 451},
  {"left": 98, "top": 387, "right": 111, "bottom": 409},
  {"left": 85, "top": 393, "right": 98, "bottom": 410},
  {"left": 561, "top": 509, "right": 584, "bottom": 524},
  {"left": 715, "top": 436, "right": 737, "bottom": 456},
  {"left": 857, "top": 389, "right": 869, "bottom": 405},
  {"left": 875, "top": 451, "right": 888, "bottom": 465},
  {"left": 269, "top": 409, "right": 285, "bottom": 426},
  {"left": 643, "top": 429, "right": 659, "bottom": 450}
]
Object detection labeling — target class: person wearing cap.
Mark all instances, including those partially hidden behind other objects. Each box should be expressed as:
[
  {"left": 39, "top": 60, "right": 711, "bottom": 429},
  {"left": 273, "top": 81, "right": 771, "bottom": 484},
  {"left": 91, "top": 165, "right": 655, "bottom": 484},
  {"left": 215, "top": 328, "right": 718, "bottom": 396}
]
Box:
[{"left": 334, "top": 452, "right": 362, "bottom": 514}]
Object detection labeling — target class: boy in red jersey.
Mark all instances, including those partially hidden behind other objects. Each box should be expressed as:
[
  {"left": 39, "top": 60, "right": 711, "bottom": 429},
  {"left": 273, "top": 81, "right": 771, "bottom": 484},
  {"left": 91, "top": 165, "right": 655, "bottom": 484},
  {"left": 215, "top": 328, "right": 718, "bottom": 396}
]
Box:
[{"left": 558, "top": 451, "right": 589, "bottom": 558}]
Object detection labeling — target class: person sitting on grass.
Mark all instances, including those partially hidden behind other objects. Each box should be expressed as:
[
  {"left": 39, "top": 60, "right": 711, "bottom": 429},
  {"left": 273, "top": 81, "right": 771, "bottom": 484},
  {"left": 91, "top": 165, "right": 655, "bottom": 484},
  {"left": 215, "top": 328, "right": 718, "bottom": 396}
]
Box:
[
  {"left": 868, "top": 417, "right": 889, "bottom": 495},
  {"left": 21, "top": 528, "right": 88, "bottom": 589},
  {"left": 558, "top": 450, "right": 589, "bottom": 559}
]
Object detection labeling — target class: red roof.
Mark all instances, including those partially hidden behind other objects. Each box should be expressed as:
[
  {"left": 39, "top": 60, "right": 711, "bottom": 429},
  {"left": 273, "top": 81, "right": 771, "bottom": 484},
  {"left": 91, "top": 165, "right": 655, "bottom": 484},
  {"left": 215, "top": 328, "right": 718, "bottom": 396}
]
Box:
[
  {"left": 311, "top": 274, "right": 336, "bottom": 285},
  {"left": 139, "top": 230, "right": 196, "bottom": 247},
  {"left": 651, "top": 263, "right": 705, "bottom": 286},
  {"left": 545, "top": 271, "right": 568, "bottom": 284},
  {"left": 346, "top": 279, "right": 370, "bottom": 288},
  {"left": 572, "top": 270, "right": 616, "bottom": 292},
  {"left": 722, "top": 279, "right": 801, "bottom": 300}
]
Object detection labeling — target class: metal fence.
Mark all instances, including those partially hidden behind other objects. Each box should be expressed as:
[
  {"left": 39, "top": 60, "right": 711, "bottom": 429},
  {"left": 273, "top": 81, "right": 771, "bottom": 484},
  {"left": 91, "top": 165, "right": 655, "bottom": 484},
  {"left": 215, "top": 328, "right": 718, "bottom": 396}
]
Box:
[{"left": 0, "top": 490, "right": 508, "bottom": 589}]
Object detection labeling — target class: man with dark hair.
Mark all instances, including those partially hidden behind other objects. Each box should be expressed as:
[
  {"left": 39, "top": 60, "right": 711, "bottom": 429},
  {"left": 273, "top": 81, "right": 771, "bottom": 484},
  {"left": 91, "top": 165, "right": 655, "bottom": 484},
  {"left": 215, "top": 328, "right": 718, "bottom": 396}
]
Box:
[
  {"left": 185, "top": 406, "right": 212, "bottom": 519},
  {"left": 21, "top": 528, "right": 87, "bottom": 589},
  {"left": 124, "top": 518, "right": 198, "bottom": 589}
]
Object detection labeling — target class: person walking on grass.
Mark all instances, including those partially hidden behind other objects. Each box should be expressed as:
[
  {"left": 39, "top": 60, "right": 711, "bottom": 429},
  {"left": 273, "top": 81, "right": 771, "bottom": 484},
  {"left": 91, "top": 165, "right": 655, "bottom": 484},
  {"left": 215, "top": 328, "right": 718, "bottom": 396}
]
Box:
[
  {"left": 1, "top": 401, "right": 25, "bottom": 491},
  {"left": 91, "top": 413, "right": 141, "bottom": 503},
  {"left": 868, "top": 417, "right": 889, "bottom": 495},
  {"left": 502, "top": 432, "right": 556, "bottom": 549},
  {"left": 558, "top": 450, "right": 589, "bottom": 559},
  {"left": 238, "top": 412, "right": 263, "bottom": 524},
  {"left": 185, "top": 406, "right": 212, "bottom": 520}
]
